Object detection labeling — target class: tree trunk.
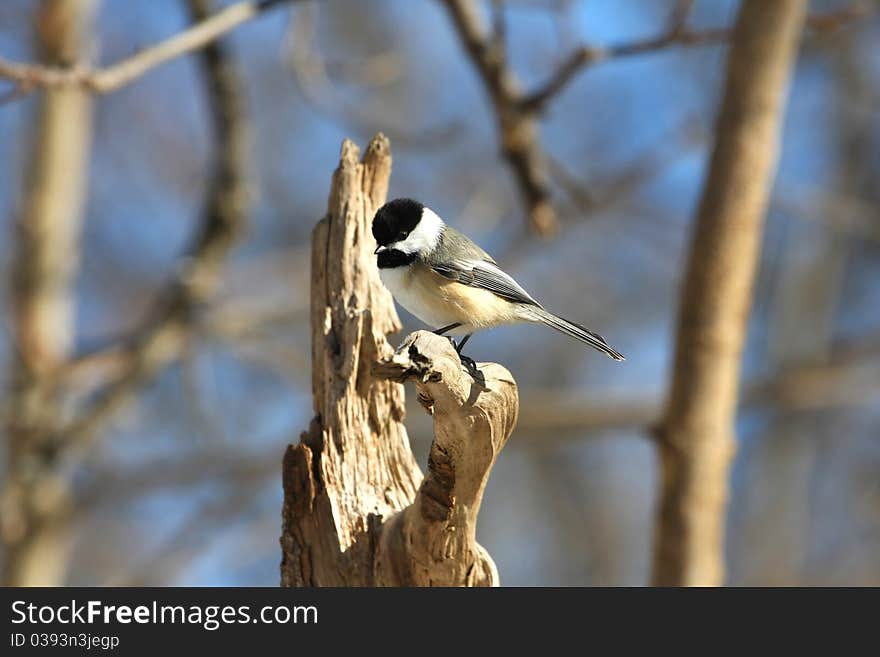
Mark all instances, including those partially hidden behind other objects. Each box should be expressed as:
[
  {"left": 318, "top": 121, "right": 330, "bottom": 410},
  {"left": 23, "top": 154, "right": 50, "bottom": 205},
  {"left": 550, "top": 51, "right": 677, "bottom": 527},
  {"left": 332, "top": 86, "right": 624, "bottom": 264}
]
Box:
[
  {"left": 1, "top": 0, "right": 98, "bottom": 586},
  {"left": 280, "top": 135, "right": 517, "bottom": 586},
  {"left": 651, "top": 0, "right": 807, "bottom": 586}
]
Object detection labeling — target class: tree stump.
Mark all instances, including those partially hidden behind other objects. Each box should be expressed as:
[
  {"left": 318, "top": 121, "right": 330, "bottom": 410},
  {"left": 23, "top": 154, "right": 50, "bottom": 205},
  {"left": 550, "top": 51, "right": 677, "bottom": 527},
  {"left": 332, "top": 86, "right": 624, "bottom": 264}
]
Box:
[{"left": 280, "top": 135, "right": 518, "bottom": 587}]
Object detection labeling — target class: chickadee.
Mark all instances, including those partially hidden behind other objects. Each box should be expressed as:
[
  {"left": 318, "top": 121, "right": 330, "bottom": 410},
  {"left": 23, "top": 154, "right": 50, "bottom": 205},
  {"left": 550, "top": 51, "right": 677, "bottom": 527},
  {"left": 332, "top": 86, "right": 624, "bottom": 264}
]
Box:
[{"left": 372, "top": 198, "right": 624, "bottom": 361}]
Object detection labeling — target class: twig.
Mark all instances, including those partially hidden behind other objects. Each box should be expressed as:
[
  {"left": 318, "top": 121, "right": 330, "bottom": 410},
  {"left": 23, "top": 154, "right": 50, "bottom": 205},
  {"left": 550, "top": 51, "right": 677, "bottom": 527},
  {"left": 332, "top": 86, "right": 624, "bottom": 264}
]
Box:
[
  {"left": 0, "top": 0, "right": 295, "bottom": 97},
  {"left": 441, "top": 0, "right": 872, "bottom": 234},
  {"left": 441, "top": 0, "right": 558, "bottom": 235},
  {"left": 520, "top": 28, "right": 728, "bottom": 114},
  {"left": 521, "top": 2, "right": 874, "bottom": 114}
]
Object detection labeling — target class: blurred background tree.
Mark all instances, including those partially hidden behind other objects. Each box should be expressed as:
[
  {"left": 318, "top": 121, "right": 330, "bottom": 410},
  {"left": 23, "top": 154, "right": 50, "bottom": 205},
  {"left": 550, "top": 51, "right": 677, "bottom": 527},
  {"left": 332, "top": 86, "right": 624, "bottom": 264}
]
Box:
[{"left": 0, "top": 0, "right": 877, "bottom": 586}]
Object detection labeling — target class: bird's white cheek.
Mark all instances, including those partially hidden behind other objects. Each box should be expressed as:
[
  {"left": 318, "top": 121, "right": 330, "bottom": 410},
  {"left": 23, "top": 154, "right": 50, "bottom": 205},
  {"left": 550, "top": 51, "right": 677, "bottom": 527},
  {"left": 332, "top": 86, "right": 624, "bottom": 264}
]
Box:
[{"left": 396, "top": 210, "right": 444, "bottom": 254}]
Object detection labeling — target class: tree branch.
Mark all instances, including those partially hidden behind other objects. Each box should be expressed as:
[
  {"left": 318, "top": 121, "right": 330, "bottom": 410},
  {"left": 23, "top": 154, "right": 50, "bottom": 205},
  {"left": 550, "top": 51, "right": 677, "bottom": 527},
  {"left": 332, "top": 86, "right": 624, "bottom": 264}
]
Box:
[
  {"left": 1, "top": 0, "right": 98, "bottom": 587},
  {"left": 373, "top": 332, "right": 517, "bottom": 586},
  {"left": 652, "top": 0, "right": 808, "bottom": 587},
  {"left": 521, "top": 28, "right": 728, "bottom": 115},
  {"left": 441, "top": 0, "right": 871, "bottom": 234},
  {"left": 515, "top": 333, "right": 880, "bottom": 438},
  {"left": 520, "top": 2, "right": 873, "bottom": 114},
  {"left": 0, "top": 0, "right": 296, "bottom": 98},
  {"left": 47, "top": 0, "right": 251, "bottom": 469},
  {"left": 441, "top": 0, "right": 558, "bottom": 235}
]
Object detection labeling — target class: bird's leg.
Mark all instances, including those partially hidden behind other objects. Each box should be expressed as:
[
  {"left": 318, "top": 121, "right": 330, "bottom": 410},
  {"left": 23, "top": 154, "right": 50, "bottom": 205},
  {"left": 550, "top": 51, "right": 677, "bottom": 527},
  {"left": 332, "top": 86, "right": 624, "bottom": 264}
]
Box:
[
  {"left": 432, "top": 325, "right": 475, "bottom": 370},
  {"left": 433, "top": 322, "right": 463, "bottom": 352},
  {"left": 433, "top": 322, "right": 462, "bottom": 336},
  {"left": 455, "top": 334, "right": 477, "bottom": 372}
]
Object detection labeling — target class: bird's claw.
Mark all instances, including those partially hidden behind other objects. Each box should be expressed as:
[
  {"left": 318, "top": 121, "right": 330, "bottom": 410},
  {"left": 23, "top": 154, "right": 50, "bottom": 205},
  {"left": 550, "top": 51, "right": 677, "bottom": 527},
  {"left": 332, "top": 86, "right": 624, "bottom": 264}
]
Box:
[
  {"left": 459, "top": 353, "right": 476, "bottom": 369},
  {"left": 440, "top": 335, "right": 477, "bottom": 376}
]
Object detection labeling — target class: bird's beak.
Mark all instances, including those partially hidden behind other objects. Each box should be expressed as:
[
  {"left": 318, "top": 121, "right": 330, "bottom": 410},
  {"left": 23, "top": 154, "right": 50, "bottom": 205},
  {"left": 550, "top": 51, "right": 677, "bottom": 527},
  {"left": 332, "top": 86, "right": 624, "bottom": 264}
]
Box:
[{"left": 374, "top": 245, "right": 386, "bottom": 255}]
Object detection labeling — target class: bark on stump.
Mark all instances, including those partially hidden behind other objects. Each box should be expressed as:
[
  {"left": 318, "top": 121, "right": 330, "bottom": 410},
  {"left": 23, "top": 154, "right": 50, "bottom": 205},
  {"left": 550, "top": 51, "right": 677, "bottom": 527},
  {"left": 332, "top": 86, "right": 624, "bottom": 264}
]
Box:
[{"left": 280, "top": 135, "right": 518, "bottom": 586}]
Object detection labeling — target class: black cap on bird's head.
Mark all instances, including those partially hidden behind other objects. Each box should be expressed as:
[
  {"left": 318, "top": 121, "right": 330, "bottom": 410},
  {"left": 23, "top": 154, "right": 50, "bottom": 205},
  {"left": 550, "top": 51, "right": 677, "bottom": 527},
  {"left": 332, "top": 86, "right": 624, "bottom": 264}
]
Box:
[{"left": 372, "top": 198, "right": 424, "bottom": 248}]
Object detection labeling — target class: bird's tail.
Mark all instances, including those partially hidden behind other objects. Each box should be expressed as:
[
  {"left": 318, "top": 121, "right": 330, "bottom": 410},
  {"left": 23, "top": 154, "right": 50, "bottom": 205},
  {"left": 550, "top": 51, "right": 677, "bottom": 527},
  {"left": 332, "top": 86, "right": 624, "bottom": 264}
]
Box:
[{"left": 523, "top": 307, "right": 625, "bottom": 361}]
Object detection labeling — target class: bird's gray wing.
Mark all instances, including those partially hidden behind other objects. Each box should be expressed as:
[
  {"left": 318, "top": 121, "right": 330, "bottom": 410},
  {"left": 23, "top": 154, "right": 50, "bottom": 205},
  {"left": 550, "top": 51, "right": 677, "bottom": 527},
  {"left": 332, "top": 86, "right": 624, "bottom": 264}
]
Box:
[
  {"left": 427, "top": 228, "right": 540, "bottom": 306},
  {"left": 431, "top": 260, "right": 540, "bottom": 306}
]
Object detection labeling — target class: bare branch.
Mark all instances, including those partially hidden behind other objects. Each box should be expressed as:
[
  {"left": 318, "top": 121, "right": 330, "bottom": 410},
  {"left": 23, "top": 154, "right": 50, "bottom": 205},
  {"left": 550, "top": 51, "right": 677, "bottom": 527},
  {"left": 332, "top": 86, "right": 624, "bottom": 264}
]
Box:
[
  {"left": 441, "top": 0, "right": 558, "bottom": 235},
  {"left": 653, "top": 0, "right": 808, "bottom": 587},
  {"left": 520, "top": 2, "right": 874, "bottom": 114},
  {"left": 440, "top": 0, "right": 872, "bottom": 234},
  {"left": 515, "top": 333, "right": 880, "bottom": 438},
  {"left": 48, "top": 0, "right": 252, "bottom": 468},
  {"left": 0, "top": 0, "right": 296, "bottom": 98},
  {"left": 521, "top": 28, "right": 728, "bottom": 114},
  {"left": 2, "top": 0, "right": 98, "bottom": 587}
]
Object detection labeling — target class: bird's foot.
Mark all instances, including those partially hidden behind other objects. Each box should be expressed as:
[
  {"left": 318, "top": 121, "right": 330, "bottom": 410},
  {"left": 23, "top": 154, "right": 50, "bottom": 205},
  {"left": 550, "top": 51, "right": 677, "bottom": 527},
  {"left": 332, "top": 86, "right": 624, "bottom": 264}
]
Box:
[
  {"left": 437, "top": 332, "right": 478, "bottom": 376},
  {"left": 459, "top": 353, "right": 477, "bottom": 372}
]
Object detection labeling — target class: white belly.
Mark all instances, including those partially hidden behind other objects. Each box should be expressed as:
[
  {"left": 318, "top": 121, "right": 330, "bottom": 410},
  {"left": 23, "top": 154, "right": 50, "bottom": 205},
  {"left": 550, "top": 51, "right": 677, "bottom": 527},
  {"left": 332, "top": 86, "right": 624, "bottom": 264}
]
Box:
[
  {"left": 380, "top": 265, "right": 459, "bottom": 329},
  {"left": 379, "top": 263, "right": 520, "bottom": 335}
]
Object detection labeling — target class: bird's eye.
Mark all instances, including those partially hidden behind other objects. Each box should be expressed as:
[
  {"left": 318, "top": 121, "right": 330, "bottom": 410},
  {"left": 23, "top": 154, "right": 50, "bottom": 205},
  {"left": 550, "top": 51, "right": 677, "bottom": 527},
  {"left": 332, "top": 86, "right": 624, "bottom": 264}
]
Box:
[{"left": 399, "top": 231, "right": 409, "bottom": 240}]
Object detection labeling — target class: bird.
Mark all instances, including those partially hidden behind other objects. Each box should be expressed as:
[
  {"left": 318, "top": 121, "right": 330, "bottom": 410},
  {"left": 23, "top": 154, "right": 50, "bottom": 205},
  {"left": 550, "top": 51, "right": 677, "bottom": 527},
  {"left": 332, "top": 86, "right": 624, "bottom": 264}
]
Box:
[{"left": 371, "top": 198, "right": 624, "bottom": 361}]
